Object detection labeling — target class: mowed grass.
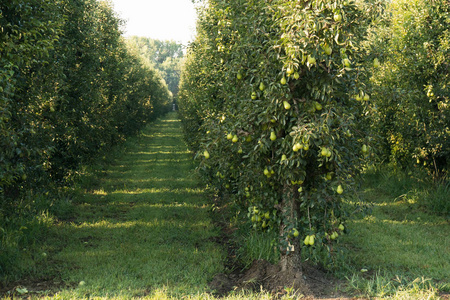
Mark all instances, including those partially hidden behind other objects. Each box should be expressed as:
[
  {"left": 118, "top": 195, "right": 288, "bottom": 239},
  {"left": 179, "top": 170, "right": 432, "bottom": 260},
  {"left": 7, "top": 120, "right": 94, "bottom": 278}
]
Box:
[
  {"left": 3, "top": 114, "right": 448, "bottom": 300},
  {"left": 21, "top": 113, "right": 224, "bottom": 299},
  {"left": 340, "top": 171, "right": 450, "bottom": 298}
]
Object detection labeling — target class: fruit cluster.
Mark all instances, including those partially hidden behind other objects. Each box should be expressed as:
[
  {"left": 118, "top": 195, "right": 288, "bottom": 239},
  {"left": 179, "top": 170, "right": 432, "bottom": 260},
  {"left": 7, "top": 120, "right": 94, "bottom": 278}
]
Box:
[{"left": 248, "top": 206, "right": 276, "bottom": 230}]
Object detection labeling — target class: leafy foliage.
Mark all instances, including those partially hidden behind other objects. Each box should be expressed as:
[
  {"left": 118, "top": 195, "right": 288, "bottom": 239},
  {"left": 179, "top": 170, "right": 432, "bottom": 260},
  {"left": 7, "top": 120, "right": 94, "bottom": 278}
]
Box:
[
  {"left": 126, "top": 37, "right": 184, "bottom": 101},
  {"left": 0, "top": 0, "right": 171, "bottom": 279},
  {"left": 179, "top": 0, "right": 370, "bottom": 267},
  {"left": 364, "top": 0, "right": 450, "bottom": 176}
]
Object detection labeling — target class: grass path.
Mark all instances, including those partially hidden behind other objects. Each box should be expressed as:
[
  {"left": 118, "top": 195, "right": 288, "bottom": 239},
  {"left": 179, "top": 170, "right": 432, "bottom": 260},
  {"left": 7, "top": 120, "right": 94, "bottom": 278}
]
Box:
[
  {"left": 5, "top": 113, "right": 448, "bottom": 300},
  {"left": 44, "top": 112, "right": 223, "bottom": 298}
]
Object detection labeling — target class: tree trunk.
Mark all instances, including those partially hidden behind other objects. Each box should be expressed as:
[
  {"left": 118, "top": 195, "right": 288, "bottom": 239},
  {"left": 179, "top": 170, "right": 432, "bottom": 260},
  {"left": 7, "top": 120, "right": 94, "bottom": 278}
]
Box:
[{"left": 278, "top": 184, "right": 308, "bottom": 291}]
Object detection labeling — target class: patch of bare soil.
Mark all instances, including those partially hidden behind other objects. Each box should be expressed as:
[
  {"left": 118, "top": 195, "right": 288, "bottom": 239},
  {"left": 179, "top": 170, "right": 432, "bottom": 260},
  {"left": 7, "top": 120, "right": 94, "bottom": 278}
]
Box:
[
  {"left": 0, "top": 276, "right": 75, "bottom": 298},
  {"left": 209, "top": 259, "right": 355, "bottom": 299},
  {"left": 439, "top": 293, "right": 450, "bottom": 300}
]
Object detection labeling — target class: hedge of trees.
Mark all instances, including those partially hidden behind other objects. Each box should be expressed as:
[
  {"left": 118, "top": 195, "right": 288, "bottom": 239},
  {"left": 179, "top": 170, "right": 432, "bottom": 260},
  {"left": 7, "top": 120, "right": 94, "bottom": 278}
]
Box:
[
  {"left": 363, "top": 0, "right": 449, "bottom": 176},
  {"left": 178, "top": 0, "right": 449, "bottom": 283},
  {"left": 1, "top": 0, "right": 171, "bottom": 278},
  {"left": 179, "top": 0, "right": 370, "bottom": 282}
]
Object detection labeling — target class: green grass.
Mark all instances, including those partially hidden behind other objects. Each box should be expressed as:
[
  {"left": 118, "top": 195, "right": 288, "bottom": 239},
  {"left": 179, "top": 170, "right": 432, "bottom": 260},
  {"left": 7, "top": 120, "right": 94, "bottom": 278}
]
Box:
[
  {"left": 345, "top": 272, "right": 442, "bottom": 300},
  {"left": 4, "top": 113, "right": 226, "bottom": 299},
  {"left": 339, "top": 170, "right": 450, "bottom": 298},
  {"left": 3, "top": 115, "right": 449, "bottom": 299},
  {"left": 234, "top": 230, "right": 280, "bottom": 269}
]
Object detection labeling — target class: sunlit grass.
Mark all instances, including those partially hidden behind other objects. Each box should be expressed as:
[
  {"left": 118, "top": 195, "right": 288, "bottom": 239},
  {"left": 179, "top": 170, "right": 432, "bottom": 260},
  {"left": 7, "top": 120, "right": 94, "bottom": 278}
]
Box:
[
  {"left": 6, "top": 112, "right": 226, "bottom": 299},
  {"left": 345, "top": 272, "right": 440, "bottom": 300},
  {"left": 340, "top": 170, "right": 450, "bottom": 297},
  {"left": 4, "top": 114, "right": 448, "bottom": 299}
]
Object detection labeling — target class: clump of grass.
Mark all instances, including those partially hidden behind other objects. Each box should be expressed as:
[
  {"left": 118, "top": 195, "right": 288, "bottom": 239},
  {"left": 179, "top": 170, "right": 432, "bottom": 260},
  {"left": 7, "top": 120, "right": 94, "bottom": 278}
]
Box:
[
  {"left": 423, "top": 181, "right": 450, "bottom": 217},
  {"left": 346, "top": 272, "right": 440, "bottom": 299},
  {"left": 361, "top": 167, "right": 426, "bottom": 198},
  {"left": 234, "top": 229, "right": 280, "bottom": 269},
  {"left": 0, "top": 192, "right": 57, "bottom": 282},
  {"left": 361, "top": 166, "right": 449, "bottom": 218}
]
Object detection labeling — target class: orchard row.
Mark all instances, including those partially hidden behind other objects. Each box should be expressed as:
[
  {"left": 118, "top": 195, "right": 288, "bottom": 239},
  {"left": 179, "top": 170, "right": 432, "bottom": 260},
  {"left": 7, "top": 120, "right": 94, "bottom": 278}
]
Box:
[
  {"left": 179, "top": 0, "right": 369, "bottom": 269},
  {"left": 179, "top": 0, "right": 449, "bottom": 269},
  {"left": 0, "top": 0, "right": 172, "bottom": 214}
]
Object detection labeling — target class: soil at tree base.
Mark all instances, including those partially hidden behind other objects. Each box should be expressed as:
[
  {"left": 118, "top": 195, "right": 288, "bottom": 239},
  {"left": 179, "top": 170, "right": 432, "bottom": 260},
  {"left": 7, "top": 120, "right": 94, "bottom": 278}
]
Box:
[{"left": 208, "top": 203, "right": 357, "bottom": 299}]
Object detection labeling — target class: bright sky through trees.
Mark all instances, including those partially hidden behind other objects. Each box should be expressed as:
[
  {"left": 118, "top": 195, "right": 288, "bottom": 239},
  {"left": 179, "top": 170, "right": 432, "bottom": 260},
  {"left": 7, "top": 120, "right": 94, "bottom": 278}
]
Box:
[{"left": 110, "top": 0, "right": 197, "bottom": 45}]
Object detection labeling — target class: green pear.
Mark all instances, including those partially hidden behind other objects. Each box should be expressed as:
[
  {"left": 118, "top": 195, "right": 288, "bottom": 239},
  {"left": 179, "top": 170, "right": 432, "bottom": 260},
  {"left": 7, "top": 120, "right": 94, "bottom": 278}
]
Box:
[
  {"left": 373, "top": 58, "right": 380, "bottom": 68},
  {"left": 283, "top": 100, "right": 291, "bottom": 110},
  {"left": 315, "top": 102, "right": 322, "bottom": 111},
  {"left": 362, "top": 144, "right": 368, "bottom": 153},
  {"left": 304, "top": 235, "right": 310, "bottom": 245},
  {"left": 334, "top": 13, "right": 342, "bottom": 22},
  {"left": 270, "top": 131, "right": 276, "bottom": 141},
  {"left": 343, "top": 58, "right": 351, "bottom": 67}
]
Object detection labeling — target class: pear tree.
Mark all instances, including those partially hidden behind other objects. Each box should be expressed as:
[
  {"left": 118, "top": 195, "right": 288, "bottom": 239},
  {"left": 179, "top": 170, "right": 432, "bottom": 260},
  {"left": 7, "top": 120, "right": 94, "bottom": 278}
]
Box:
[{"left": 179, "top": 0, "right": 369, "bottom": 287}]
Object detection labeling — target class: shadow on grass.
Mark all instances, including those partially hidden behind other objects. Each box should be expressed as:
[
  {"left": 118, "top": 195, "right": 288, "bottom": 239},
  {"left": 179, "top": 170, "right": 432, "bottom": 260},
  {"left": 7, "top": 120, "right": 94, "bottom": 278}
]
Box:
[
  {"left": 341, "top": 173, "right": 450, "bottom": 283},
  {"left": 47, "top": 113, "right": 223, "bottom": 298}
]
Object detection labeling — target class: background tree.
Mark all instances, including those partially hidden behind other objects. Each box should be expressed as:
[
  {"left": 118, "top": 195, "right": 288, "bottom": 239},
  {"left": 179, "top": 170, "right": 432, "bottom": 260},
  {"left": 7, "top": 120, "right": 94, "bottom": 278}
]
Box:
[
  {"left": 126, "top": 37, "right": 184, "bottom": 104},
  {"left": 363, "top": 0, "right": 449, "bottom": 177},
  {"left": 0, "top": 0, "right": 171, "bottom": 279}
]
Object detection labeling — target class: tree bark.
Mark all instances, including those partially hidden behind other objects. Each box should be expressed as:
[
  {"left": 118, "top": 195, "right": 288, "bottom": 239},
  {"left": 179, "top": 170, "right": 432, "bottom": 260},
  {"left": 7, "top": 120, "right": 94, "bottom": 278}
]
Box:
[{"left": 277, "top": 184, "right": 308, "bottom": 291}]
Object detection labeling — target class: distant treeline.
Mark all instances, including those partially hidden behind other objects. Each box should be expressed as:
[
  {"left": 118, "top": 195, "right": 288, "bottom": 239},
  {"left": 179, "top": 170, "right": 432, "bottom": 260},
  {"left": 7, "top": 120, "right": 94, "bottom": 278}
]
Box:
[{"left": 126, "top": 37, "right": 184, "bottom": 104}]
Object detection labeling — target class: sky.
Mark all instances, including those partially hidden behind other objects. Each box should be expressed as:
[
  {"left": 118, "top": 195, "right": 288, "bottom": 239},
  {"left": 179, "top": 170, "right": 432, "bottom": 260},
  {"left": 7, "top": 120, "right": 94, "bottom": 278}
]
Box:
[{"left": 110, "top": 0, "right": 198, "bottom": 46}]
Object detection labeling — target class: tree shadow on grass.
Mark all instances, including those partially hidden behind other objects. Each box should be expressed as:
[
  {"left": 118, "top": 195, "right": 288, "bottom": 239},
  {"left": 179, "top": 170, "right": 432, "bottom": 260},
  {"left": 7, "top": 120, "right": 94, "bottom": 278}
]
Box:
[{"left": 41, "top": 114, "right": 223, "bottom": 298}]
